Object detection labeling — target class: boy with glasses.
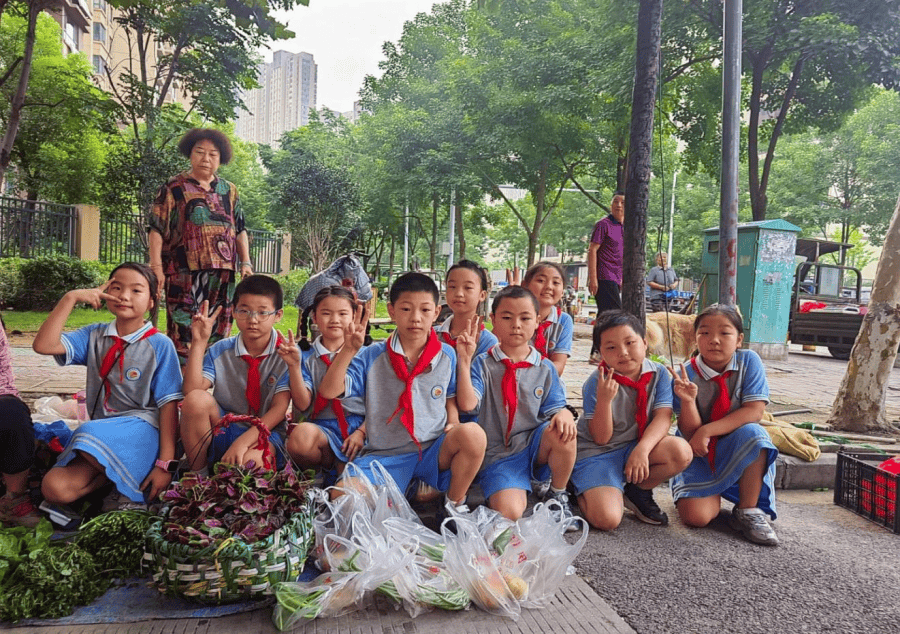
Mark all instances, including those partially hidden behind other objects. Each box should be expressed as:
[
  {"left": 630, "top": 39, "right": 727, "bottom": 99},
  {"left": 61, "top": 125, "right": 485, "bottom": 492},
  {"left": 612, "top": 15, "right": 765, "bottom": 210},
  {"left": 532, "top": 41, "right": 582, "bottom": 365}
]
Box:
[{"left": 181, "top": 275, "right": 293, "bottom": 474}]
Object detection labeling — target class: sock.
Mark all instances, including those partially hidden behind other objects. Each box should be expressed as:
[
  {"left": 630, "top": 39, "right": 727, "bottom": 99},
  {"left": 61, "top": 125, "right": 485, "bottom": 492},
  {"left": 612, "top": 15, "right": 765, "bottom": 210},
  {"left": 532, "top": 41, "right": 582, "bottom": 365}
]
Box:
[
  {"left": 549, "top": 485, "right": 566, "bottom": 495},
  {"left": 445, "top": 494, "right": 465, "bottom": 509}
]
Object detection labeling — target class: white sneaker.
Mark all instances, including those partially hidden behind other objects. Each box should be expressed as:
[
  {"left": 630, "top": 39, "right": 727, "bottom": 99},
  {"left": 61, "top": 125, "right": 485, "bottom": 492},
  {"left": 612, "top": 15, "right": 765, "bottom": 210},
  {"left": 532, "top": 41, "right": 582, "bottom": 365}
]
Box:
[
  {"left": 102, "top": 491, "right": 148, "bottom": 513},
  {"left": 531, "top": 478, "right": 551, "bottom": 499},
  {"left": 730, "top": 507, "right": 778, "bottom": 546}
]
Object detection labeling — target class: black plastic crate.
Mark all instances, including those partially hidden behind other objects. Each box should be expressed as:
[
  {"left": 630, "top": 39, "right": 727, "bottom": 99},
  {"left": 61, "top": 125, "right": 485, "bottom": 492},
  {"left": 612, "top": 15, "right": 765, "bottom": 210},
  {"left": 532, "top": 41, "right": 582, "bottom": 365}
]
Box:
[{"left": 834, "top": 449, "right": 900, "bottom": 534}]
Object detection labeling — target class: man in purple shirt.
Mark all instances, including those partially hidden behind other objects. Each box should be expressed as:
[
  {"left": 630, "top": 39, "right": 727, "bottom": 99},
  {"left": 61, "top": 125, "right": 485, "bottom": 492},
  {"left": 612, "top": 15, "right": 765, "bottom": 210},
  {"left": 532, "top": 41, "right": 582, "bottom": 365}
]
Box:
[{"left": 588, "top": 191, "right": 625, "bottom": 320}]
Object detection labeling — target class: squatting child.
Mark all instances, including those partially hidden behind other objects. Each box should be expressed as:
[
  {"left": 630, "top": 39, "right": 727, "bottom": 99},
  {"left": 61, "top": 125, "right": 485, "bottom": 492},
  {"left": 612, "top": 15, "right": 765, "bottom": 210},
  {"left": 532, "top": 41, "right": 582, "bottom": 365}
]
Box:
[
  {"left": 456, "top": 285, "right": 578, "bottom": 525},
  {"left": 34, "top": 263, "right": 183, "bottom": 509},
  {"left": 317, "top": 272, "right": 486, "bottom": 514},
  {"left": 180, "top": 275, "right": 293, "bottom": 473},
  {"left": 573, "top": 311, "right": 692, "bottom": 530},
  {"left": 670, "top": 304, "right": 780, "bottom": 546}
]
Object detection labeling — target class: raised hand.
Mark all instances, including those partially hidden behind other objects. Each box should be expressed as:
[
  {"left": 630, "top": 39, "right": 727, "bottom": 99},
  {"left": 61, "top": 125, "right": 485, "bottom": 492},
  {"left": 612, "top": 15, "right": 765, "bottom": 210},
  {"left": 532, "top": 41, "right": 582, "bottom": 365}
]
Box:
[
  {"left": 668, "top": 363, "right": 699, "bottom": 402},
  {"left": 190, "top": 300, "right": 223, "bottom": 343},
  {"left": 456, "top": 314, "right": 480, "bottom": 363},
  {"left": 345, "top": 302, "right": 369, "bottom": 352},
  {"left": 72, "top": 279, "right": 117, "bottom": 310},
  {"left": 595, "top": 364, "right": 619, "bottom": 403},
  {"left": 277, "top": 329, "right": 301, "bottom": 367}
]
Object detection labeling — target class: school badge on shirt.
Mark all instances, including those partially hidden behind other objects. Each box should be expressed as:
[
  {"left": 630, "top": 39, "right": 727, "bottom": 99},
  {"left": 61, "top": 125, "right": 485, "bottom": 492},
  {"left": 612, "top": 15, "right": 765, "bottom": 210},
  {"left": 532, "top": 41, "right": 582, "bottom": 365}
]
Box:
[
  {"left": 125, "top": 367, "right": 142, "bottom": 381},
  {"left": 431, "top": 386, "right": 444, "bottom": 399}
]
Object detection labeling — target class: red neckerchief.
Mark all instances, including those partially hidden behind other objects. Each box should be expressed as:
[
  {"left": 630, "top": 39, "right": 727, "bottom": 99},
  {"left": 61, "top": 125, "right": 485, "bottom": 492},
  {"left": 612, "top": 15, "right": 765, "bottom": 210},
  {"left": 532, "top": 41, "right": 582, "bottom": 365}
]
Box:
[
  {"left": 494, "top": 346, "right": 532, "bottom": 446},
  {"left": 240, "top": 333, "right": 284, "bottom": 416},
  {"left": 601, "top": 361, "right": 654, "bottom": 438},
  {"left": 690, "top": 357, "right": 734, "bottom": 473},
  {"left": 311, "top": 352, "right": 351, "bottom": 439},
  {"left": 439, "top": 320, "right": 485, "bottom": 348},
  {"left": 386, "top": 329, "right": 443, "bottom": 455},
  {"left": 98, "top": 327, "right": 159, "bottom": 412},
  {"left": 533, "top": 307, "right": 561, "bottom": 358}
]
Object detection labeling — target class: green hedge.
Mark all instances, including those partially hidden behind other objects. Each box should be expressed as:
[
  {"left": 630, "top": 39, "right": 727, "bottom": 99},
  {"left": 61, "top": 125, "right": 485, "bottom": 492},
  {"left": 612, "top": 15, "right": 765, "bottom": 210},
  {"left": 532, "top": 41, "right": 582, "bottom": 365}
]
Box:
[{"left": 277, "top": 268, "right": 310, "bottom": 306}]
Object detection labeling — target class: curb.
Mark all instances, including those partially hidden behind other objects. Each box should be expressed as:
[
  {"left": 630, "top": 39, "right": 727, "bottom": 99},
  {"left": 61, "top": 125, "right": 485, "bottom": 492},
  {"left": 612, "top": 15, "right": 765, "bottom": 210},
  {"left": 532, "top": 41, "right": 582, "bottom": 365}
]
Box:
[{"left": 775, "top": 454, "right": 836, "bottom": 490}]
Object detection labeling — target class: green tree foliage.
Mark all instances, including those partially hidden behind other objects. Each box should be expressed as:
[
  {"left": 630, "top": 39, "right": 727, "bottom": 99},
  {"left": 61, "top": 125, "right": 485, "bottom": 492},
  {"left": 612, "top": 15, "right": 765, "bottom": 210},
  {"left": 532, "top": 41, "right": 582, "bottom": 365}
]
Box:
[
  {"left": 669, "top": 0, "right": 900, "bottom": 221},
  {"left": 0, "top": 13, "right": 115, "bottom": 202}
]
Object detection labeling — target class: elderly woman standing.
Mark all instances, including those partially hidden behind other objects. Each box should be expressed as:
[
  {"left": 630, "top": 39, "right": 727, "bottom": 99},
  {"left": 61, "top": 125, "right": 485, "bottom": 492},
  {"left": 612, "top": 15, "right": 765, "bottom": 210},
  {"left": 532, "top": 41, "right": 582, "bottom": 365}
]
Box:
[{"left": 148, "top": 128, "right": 253, "bottom": 362}]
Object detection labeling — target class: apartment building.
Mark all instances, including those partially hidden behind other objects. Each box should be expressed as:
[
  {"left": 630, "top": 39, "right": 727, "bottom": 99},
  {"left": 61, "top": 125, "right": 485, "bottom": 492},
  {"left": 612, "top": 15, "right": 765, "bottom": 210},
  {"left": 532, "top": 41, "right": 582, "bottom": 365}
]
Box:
[{"left": 235, "top": 50, "right": 318, "bottom": 147}]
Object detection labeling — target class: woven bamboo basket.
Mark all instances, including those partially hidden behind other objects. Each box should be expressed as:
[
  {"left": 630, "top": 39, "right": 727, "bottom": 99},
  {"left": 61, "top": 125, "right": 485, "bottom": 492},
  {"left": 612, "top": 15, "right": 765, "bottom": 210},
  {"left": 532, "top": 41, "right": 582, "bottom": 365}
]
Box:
[{"left": 143, "top": 495, "right": 315, "bottom": 604}]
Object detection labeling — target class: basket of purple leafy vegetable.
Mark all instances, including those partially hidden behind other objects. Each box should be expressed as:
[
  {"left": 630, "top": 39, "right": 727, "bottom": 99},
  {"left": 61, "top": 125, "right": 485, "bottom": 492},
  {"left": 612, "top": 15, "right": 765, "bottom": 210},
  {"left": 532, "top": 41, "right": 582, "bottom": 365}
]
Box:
[{"left": 143, "top": 461, "right": 315, "bottom": 603}]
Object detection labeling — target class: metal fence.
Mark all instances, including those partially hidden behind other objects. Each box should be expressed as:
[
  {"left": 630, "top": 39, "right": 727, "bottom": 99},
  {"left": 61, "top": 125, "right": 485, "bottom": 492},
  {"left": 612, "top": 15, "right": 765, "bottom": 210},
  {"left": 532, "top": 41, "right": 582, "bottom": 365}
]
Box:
[
  {"left": 100, "top": 212, "right": 148, "bottom": 264},
  {"left": 0, "top": 196, "right": 76, "bottom": 258},
  {"left": 247, "top": 228, "right": 282, "bottom": 274}
]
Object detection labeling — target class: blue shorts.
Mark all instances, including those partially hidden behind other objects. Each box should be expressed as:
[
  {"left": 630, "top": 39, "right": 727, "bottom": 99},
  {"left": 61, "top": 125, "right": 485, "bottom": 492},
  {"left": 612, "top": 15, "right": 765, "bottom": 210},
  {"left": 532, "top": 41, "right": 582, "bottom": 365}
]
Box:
[
  {"left": 570, "top": 441, "right": 639, "bottom": 496},
  {"left": 479, "top": 422, "right": 551, "bottom": 499},
  {"left": 349, "top": 435, "right": 450, "bottom": 494},
  {"left": 209, "top": 421, "right": 288, "bottom": 469}
]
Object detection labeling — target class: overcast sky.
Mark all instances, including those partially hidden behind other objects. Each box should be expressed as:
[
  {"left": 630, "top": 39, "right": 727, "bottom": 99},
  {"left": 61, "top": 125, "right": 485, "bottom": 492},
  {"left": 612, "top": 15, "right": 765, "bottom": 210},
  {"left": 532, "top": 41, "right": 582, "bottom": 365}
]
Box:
[{"left": 269, "top": 0, "right": 438, "bottom": 113}]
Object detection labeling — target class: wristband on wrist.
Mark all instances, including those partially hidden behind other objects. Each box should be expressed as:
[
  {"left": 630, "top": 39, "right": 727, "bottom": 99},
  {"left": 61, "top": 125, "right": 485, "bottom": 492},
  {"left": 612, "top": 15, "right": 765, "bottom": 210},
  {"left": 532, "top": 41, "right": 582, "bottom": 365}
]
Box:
[
  {"left": 240, "top": 261, "right": 252, "bottom": 268},
  {"left": 563, "top": 404, "right": 580, "bottom": 422},
  {"left": 155, "top": 458, "right": 179, "bottom": 473}
]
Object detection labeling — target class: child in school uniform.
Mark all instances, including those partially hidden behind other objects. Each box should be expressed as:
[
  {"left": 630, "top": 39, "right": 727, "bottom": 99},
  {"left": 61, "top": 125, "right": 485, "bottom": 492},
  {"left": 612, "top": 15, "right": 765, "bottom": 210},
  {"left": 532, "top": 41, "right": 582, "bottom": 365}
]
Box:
[
  {"left": 523, "top": 261, "right": 573, "bottom": 377},
  {"left": 437, "top": 260, "right": 498, "bottom": 356},
  {"left": 180, "top": 275, "right": 293, "bottom": 473},
  {"left": 317, "top": 272, "right": 486, "bottom": 514},
  {"left": 572, "top": 311, "right": 692, "bottom": 530},
  {"left": 285, "top": 286, "right": 366, "bottom": 475},
  {"left": 670, "top": 304, "right": 780, "bottom": 546},
  {"left": 34, "top": 263, "right": 183, "bottom": 509},
  {"left": 456, "top": 285, "right": 578, "bottom": 525}
]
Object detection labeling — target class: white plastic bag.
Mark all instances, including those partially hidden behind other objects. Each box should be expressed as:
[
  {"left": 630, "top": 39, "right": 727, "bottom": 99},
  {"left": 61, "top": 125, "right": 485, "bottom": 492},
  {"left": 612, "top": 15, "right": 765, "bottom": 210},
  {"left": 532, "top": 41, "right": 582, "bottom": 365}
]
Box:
[{"left": 31, "top": 396, "right": 79, "bottom": 427}]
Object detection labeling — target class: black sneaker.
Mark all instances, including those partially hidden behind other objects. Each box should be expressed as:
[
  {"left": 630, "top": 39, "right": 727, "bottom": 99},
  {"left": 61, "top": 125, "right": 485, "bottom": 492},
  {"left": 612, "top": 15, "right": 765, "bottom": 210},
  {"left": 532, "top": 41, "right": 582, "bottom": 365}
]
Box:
[
  {"left": 623, "top": 483, "right": 668, "bottom": 526},
  {"left": 542, "top": 488, "right": 579, "bottom": 533}
]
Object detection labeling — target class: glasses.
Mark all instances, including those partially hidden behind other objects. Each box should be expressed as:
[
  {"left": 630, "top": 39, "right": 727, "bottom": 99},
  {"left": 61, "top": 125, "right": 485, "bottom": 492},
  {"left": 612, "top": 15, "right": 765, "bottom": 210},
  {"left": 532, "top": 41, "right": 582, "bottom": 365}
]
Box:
[{"left": 233, "top": 309, "right": 279, "bottom": 321}]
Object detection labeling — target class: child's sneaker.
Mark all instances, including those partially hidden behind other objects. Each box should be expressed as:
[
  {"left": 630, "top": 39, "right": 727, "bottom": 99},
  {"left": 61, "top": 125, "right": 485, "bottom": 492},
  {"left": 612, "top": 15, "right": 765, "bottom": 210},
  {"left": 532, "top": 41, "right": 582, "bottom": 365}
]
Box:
[
  {"left": 542, "top": 488, "right": 579, "bottom": 533},
  {"left": 730, "top": 507, "right": 779, "bottom": 546},
  {"left": 623, "top": 483, "right": 669, "bottom": 526},
  {"left": 101, "top": 491, "right": 148, "bottom": 513},
  {"left": 531, "top": 478, "right": 551, "bottom": 499},
  {"left": 0, "top": 493, "right": 42, "bottom": 528}
]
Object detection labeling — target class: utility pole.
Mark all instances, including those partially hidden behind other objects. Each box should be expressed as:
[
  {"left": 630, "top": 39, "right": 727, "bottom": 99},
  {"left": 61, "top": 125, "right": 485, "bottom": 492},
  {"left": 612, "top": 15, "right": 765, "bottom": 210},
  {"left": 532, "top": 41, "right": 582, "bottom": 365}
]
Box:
[
  {"left": 447, "top": 188, "right": 456, "bottom": 270},
  {"left": 719, "top": 0, "right": 742, "bottom": 306}
]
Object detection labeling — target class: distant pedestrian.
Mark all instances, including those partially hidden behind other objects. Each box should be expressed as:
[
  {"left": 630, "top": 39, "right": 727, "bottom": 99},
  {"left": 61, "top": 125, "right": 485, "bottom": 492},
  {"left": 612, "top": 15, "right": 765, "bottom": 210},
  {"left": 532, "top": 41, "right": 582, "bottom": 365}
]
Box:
[
  {"left": 587, "top": 191, "right": 624, "bottom": 355},
  {"left": 647, "top": 253, "right": 679, "bottom": 312},
  {"left": 669, "top": 304, "right": 780, "bottom": 546}
]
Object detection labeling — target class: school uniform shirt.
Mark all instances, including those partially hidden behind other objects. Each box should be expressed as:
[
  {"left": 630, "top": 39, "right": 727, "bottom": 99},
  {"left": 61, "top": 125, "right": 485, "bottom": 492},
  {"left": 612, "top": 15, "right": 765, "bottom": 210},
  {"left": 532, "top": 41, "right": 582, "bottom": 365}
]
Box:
[
  {"left": 202, "top": 332, "right": 290, "bottom": 430},
  {"left": 531, "top": 308, "right": 574, "bottom": 357},
  {"left": 577, "top": 359, "right": 672, "bottom": 461},
  {"left": 469, "top": 345, "right": 566, "bottom": 468},
  {"left": 344, "top": 333, "right": 456, "bottom": 456},
  {"left": 300, "top": 337, "right": 365, "bottom": 428},
  {"left": 435, "top": 317, "right": 499, "bottom": 358},
  {"left": 56, "top": 321, "right": 182, "bottom": 428},
  {"left": 673, "top": 349, "right": 770, "bottom": 422}
]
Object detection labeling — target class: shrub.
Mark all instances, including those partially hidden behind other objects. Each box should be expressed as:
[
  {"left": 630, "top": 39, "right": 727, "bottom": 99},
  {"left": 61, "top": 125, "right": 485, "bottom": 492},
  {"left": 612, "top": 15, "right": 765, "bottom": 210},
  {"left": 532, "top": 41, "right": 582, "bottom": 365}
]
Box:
[
  {"left": 277, "top": 268, "right": 311, "bottom": 306},
  {"left": 17, "top": 257, "right": 105, "bottom": 310},
  {"left": 0, "top": 258, "right": 26, "bottom": 308}
]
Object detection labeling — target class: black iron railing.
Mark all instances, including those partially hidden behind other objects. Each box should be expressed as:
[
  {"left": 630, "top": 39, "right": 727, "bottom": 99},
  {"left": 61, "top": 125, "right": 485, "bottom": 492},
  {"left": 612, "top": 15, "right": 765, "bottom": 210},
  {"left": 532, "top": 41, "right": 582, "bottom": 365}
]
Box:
[{"left": 0, "top": 197, "right": 77, "bottom": 258}]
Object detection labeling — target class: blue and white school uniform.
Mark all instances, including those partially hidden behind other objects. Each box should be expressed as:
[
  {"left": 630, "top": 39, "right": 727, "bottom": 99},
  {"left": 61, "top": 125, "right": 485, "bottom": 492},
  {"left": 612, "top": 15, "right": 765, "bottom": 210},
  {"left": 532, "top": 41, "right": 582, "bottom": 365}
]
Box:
[
  {"left": 299, "top": 337, "right": 365, "bottom": 463},
  {"left": 202, "top": 332, "right": 291, "bottom": 466},
  {"left": 54, "top": 321, "right": 182, "bottom": 502},
  {"left": 341, "top": 332, "right": 456, "bottom": 493},
  {"left": 531, "top": 307, "right": 574, "bottom": 358},
  {"left": 571, "top": 359, "right": 672, "bottom": 495},
  {"left": 468, "top": 346, "right": 566, "bottom": 499},
  {"left": 436, "top": 317, "right": 498, "bottom": 423},
  {"left": 670, "top": 349, "right": 779, "bottom": 519}
]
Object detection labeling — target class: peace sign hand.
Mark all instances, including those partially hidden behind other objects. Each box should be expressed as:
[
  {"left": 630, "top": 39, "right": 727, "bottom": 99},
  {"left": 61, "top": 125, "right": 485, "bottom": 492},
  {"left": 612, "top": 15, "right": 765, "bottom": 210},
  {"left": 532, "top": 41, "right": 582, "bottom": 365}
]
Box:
[
  {"left": 595, "top": 364, "right": 619, "bottom": 403},
  {"left": 277, "top": 329, "right": 301, "bottom": 367},
  {"left": 455, "top": 315, "right": 480, "bottom": 363},
  {"left": 345, "top": 302, "right": 369, "bottom": 352},
  {"left": 72, "top": 279, "right": 117, "bottom": 310},
  {"left": 668, "top": 363, "right": 698, "bottom": 402},
  {"left": 190, "top": 300, "right": 222, "bottom": 343}
]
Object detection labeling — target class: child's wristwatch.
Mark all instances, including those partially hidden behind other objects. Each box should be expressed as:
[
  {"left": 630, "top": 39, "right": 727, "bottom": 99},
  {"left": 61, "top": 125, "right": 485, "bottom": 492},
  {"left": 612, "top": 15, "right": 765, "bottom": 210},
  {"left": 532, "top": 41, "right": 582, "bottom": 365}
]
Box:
[{"left": 154, "top": 459, "right": 179, "bottom": 473}]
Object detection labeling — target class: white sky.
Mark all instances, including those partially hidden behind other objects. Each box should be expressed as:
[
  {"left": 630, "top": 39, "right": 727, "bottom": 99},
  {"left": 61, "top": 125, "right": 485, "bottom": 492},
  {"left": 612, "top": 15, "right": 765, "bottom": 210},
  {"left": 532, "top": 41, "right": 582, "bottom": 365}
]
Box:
[{"left": 268, "top": 0, "right": 439, "bottom": 113}]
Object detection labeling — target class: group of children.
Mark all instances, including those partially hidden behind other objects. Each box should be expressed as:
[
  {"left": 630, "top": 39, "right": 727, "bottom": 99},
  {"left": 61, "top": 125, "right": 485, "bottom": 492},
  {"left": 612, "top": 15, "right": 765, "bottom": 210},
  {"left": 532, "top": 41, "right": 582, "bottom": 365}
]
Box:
[{"left": 18, "top": 257, "right": 779, "bottom": 547}]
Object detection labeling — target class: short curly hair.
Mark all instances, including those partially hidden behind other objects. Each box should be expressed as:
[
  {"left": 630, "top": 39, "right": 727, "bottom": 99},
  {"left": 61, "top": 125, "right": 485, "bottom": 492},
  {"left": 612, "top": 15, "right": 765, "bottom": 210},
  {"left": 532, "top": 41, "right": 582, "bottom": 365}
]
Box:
[{"left": 177, "top": 128, "right": 233, "bottom": 164}]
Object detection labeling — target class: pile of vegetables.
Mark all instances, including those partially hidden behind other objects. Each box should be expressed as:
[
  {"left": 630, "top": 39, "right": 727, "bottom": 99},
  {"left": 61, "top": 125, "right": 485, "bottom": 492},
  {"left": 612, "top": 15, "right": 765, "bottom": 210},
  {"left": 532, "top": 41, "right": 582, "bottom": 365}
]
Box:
[
  {"left": 159, "top": 462, "right": 313, "bottom": 548},
  {"left": 76, "top": 509, "right": 154, "bottom": 577},
  {"left": 0, "top": 519, "right": 107, "bottom": 622}
]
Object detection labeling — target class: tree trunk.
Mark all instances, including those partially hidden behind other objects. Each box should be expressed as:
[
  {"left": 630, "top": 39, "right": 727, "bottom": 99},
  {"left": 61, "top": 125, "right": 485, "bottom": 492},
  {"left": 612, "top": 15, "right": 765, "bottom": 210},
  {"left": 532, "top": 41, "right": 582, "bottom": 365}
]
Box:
[
  {"left": 828, "top": 193, "right": 900, "bottom": 433},
  {"left": 621, "top": 0, "right": 661, "bottom": 323},
  {"left": 455, "top": 189, "right": 465, "bottom": 260},
  {"left": 0, "top": 0, "right": 42, "bottom": 185},
  {"left": 430, "top": 194, "right": 438, "bottom": 270}
]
